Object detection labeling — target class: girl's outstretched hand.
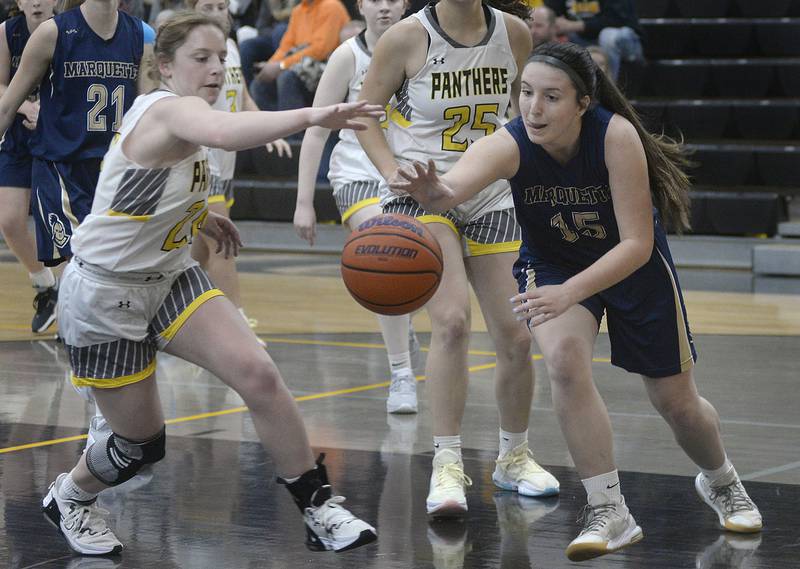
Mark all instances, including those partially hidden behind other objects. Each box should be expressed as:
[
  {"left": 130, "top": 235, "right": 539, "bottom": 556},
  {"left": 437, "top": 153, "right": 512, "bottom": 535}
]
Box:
[{"left": 310, "top": 100, "right": 385, "bottom": 131}]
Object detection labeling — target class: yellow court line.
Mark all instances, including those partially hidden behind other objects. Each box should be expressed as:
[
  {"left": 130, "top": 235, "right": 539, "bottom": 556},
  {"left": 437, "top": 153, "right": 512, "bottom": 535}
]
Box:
[
  {"left": 262, "top": 337, "right": 611, "bottom": 363},
  {"left": 0, "top": 350, "right": 610, "bottom": 454},
  {"left": 264, "top": 336, "right": 479, "bottom": 357}
]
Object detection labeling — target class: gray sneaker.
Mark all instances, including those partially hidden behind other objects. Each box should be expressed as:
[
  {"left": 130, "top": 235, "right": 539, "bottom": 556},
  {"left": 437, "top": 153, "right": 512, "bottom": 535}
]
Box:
[
  {"left": 387, "top": 370, "right": 418, "bottom": 414},
  {"left": 566, "top": 498, "right": 643, "bottom": 562},
  {"left": 695, "top": 474, "right": 762, "bottom": 533}
]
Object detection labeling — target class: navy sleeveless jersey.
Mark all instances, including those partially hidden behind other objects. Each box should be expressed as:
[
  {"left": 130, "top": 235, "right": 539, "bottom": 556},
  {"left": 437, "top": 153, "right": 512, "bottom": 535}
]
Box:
[
  {"left": 30, "top": 8, "right": 144, "bottom": 162},
  {"left": 505, "top": 105, "right": 645, "bottom": 272},
  {"left": 1, "top": 15, "right": 34, "bottom": 155}
]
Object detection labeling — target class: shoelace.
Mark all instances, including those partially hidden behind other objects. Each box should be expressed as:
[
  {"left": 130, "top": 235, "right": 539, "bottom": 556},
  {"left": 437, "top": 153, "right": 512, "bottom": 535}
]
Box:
[
  {"left": 64, "top": 502, "right": 113, "bottom": 538},
  {"left": 311, "top": 496, "right": 357, "bottom": 531},
  {"left": 390, "top": 375, "right": 416, "bottom": 393},
  {"left": 709, "top": 481, "right": 757, "bottom": 514},
  {"left": 435, "top": 462, "right": 473, "bottom": 491},
  {"left": 576, "top": 503, "right": 618, "bottom": 534},
  {"left": 497, "top": 447, "right": 545, "bottom": 476}
]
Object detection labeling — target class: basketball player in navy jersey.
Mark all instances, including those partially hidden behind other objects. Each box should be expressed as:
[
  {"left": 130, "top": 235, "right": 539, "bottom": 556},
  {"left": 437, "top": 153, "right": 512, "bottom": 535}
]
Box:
[
  {"left": 0, "top": 0, "right": 155, "bottom": 269},
  {"left": 0, "top": 0, "right": 59, "bottom": 333},
  {"left": 390, "top": 41, "right": 762, "bottom": 562}
]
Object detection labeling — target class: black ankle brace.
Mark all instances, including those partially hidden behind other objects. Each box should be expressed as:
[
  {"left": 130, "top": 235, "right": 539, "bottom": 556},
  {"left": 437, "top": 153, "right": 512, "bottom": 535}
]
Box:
[{"left": 277, "top": 453, "right": 332, "bottom": 512}]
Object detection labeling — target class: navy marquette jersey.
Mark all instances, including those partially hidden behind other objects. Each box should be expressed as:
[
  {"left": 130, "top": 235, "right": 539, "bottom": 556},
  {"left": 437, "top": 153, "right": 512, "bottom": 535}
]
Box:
[
  {"left": 505, "top": 105, "right": 626, "bottom": 271},
  {"left": 506, "top": 105, "right": 696, "bottom": 377},
  {"left": 1, "top": 15, "right": 34, "bottom": 155},
  {"left": 30, "top": 8, "right": 144, "bottom": 162}
]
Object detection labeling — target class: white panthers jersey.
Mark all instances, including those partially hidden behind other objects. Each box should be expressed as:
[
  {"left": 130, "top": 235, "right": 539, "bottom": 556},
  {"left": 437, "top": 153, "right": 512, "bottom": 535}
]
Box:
[
  {"left": 328, "top": 33, "right": 383, "bottom": 189},
  {"left": 384, "top": 4, "right": 516, "bottom": 219},
  {"left": 208, "top": 38, "right": 243, "bottom": 182},
  {"left": 72, "top": 90, "right": 210, "bottom": 273}
]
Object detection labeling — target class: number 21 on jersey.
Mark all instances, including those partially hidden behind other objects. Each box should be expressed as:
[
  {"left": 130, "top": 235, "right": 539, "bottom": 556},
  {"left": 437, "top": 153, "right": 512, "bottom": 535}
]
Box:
[{"left": 87, "top": 84, "right": 125, "bottom": 132}]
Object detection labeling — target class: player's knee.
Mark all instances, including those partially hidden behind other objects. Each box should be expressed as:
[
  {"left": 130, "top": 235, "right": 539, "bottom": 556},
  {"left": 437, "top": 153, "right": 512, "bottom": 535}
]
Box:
[
  {"left": 652, "top": 393, "right": 697, "bottom": 429},
  {"left": 496, "top": 326, "right": 532, "bottom": 364},
  {"left": 432, "top": 310, "right": 470, "bottom": 347},
  {"left": 544, "top": 337, "right": 590, "bottom": 383},
  {"left": 235, "top": 354, "right": 282, "bottom": 402},
  {"left": 86, "top": 427, "right": 166, "bottom": 486}
]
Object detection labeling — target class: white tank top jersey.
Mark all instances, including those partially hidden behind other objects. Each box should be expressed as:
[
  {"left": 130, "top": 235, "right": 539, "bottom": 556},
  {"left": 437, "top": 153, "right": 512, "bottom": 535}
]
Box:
[
  {"left": 384, "top": 4, "right": 516, "bottom": 219},
  {"left": 208, "top": 38, "right": 243, "bottom": 182},
  {"left": 327, "top": 33, "right": 384, "bottom": 189},
  {"left": 72, "top": 90, "right": 210, "bottom": 273}
]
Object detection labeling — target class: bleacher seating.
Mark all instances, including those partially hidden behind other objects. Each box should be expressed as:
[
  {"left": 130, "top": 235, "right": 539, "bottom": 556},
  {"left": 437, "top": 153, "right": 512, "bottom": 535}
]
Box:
[
  {"left": 230, "top": 0, "right": 800, "bottom": 236},
  {"left": 633, "top": 0, "right": 800, "bottom": 235}
]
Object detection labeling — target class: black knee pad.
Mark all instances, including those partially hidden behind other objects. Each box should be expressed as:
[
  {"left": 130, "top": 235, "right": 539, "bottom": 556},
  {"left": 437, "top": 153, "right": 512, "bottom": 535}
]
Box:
[{"left": 86, "top": 426, "right": 166, "bottom": 486}]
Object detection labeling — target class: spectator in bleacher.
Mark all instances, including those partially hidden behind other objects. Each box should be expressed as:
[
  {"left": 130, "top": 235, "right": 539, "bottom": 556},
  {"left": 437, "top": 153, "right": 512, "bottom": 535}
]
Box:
[
  {"left": 546, "top": 0, "right": 643, "bottom": 80},
  {"left": 154, "top": 6, "right": 175, "bottom": 28},
  {"left": 588, "top": 44, "right": 611, "bottom": 78},
  {"left": 249, "top": 0, "right": 350, "bottom": 114},
  {"left": 528, "top": 5, "right": 556, "bottom": 49},
  {"left": 238, "top": 0, "right": 296, "bottom": 86},
  {"left": 120, "top": 0, "right": 145, "bottom": 18}
]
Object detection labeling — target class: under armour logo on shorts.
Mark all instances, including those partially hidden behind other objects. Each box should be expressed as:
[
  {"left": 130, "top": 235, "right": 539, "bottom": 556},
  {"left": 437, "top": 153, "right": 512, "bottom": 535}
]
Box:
[{"left": 118, "top": 301, "right": 131, "bottom": 309}]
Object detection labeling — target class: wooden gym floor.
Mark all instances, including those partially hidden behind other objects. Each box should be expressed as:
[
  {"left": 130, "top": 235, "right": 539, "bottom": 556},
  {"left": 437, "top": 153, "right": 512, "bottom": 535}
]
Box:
[{"left": 0, "top": 248, "right": 798, "bottom": 568}]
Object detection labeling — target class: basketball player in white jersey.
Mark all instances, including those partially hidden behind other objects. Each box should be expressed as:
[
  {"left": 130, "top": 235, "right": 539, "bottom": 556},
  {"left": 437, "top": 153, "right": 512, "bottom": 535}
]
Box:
[
  {"left": 357, "top": 0, "right": 560, "bottom": 517},
  {"left": 41, "top": 13, "right": 382, "bottom": 556},
  {"left": 295, "top": 0, "right": 424, "bottom": 414},
  {"left": 78, "top": 0, "right": 295, "bottom": 469},
  {"left": 187, "top": 0, "right": 291, "bottom": 344}
]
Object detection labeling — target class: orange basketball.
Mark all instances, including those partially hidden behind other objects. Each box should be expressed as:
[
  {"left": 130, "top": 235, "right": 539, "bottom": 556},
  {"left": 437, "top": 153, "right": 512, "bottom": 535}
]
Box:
[{"left": 341, "top": 214, "right": 443, "bottom": 315}]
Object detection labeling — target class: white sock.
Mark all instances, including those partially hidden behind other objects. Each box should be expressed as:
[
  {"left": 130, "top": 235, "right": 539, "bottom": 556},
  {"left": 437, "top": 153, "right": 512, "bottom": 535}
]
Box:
[
  {"left": 59, "top": 472, "right": 98, "bottom": 502},
  {"left": 30, "top": 268, "right": 56, "bottom": 290},
  {"left": 433, "top": 435, "right": 462, "bottom": 458},
  {"left": 388, "top": 353, "right": 412, "bottom": 375},
  {"left": 582, "top": 470, "right": 623, "bottom": 507},
  {"left": 701, "top": 456, "right": 736, "bottom": 487},
  {"left": 499, "top": 429, "right": 528, "bottom": 457}
]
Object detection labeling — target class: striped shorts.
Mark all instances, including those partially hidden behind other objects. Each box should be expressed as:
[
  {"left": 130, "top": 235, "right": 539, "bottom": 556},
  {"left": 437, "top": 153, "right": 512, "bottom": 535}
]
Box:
[
  {"left": 333, "top": 180, "right": 381, "bottom": 223},
  {"left": 383, "top": 197, "right": 523, "bottom": 257},
  {"left": 58, "top": 258, "right": 224, "bottom": 388},
  {"left": 207, "top": 175, "right": 234, "bottom": 208}
]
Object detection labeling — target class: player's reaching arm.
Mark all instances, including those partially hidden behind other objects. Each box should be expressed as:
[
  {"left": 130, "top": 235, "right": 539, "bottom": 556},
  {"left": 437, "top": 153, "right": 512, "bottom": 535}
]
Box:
[
  {"left": 241, "top": 83, "right": 292, "bottom": 156},
  {"left": 0, "top": 19, "right": 56, "bottom": 137},
  {"left": 356, "top": 18, "right": 425, "bottom": 179},
  {"left": 389, "top": 128, "right": 520, "bottom": 212},
  {"left": 294, "top": 42, "right": 355, "bottom": 245},
  {"left": 126, "top": 96, "right": 383, "bottom": 170}
]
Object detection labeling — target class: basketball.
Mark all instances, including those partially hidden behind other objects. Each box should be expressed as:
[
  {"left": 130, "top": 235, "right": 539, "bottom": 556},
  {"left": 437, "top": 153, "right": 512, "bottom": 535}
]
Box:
[{"left": 341, "top": 214, "right": 443, "bottom": 315}]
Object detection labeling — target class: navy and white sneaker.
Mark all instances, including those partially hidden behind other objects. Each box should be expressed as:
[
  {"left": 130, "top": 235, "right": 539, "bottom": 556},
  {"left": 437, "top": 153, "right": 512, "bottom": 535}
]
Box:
[
  {"left": 32, "top": 282, "right": 58, "bottom": 333},
  {"left": 42, "top": 473, "right": 122, "bottom": 556},
  {"left": 304, "top": 486, "right": 377, "bottom": 552}
]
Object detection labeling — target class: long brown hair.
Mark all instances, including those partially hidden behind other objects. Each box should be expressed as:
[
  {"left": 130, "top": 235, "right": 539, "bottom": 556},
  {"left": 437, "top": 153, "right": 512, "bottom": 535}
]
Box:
[
  {"left": 529, "top": 42, "right": 692, "bottom": 231},
  {"left": 484, "top": 0, "right": 531, "bottom": 20}
]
